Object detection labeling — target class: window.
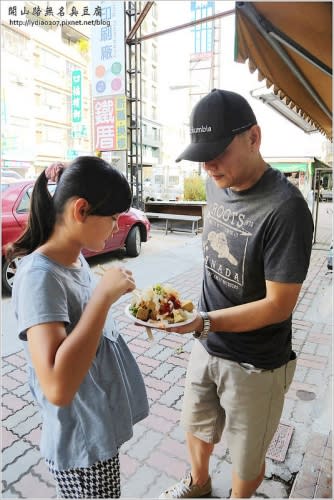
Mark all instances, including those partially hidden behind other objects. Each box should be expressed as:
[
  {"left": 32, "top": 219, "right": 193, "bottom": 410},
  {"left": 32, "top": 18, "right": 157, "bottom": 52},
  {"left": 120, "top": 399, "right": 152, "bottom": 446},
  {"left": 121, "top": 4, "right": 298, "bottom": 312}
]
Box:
[
  {"left": 154, "top": 175, "right": 164, "bottom": 185},
  {"left": 36, "top": 123, "right": 67, "bottom": 144},
  {"left": 17, "top": 188, "right": 33, "bottom": 213},
  {"left": 37, "top": 47, "right": 64, "bottom": 79},
  {"left": 152, "top": 147, "right": 159, "bottom": 159},
  {"left": 17, "top": 185, "right": 56, "bottom": 213},
  {"left": 168, "top": 176, "right": 180, "bottom": 186},
  {"left": 2, "top": 29, "right": 29, "bottom": 59}
]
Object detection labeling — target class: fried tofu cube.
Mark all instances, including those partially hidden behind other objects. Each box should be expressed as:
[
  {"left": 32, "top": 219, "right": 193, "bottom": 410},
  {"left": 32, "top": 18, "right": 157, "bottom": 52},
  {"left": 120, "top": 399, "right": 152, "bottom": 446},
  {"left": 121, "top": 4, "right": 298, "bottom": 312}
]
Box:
[
  {"left": 181, "top": 300, "right": 194, "bottom": 312},
  {"left": 136, "top": 306, "right": 149, "bottom": 321},
  {"left": 173, "top": 310, "right": 186, "bottom": 323}
]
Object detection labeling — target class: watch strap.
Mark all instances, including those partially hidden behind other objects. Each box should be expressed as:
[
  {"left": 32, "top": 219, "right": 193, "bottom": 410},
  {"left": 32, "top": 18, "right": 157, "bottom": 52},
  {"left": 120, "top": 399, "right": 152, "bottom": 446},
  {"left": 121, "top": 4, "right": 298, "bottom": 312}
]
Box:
[{"left": 193, "top": 311, "right": 211, "bottom": 339}]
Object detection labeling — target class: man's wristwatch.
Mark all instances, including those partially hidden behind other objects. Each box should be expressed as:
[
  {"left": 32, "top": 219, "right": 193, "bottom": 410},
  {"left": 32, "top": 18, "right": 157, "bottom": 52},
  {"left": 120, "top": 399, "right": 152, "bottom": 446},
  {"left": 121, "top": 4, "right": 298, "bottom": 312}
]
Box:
[{"left": 193, "top": 311, "right": 211, "bottom": 339}]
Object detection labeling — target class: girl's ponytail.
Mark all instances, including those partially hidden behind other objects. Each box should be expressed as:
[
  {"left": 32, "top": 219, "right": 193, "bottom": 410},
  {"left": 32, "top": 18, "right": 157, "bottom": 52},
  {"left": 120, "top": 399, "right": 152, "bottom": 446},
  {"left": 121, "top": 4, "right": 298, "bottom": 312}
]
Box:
[{"left": 6, "top": 170, "right": 56, "bottom": 260}]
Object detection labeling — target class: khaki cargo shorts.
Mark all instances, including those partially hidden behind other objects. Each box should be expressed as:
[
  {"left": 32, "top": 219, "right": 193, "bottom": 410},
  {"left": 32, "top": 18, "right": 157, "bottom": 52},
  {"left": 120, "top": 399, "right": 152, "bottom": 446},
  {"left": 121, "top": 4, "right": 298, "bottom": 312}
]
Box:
[{"left": 181, "top": 340, "right": 296, "bottom": 481}]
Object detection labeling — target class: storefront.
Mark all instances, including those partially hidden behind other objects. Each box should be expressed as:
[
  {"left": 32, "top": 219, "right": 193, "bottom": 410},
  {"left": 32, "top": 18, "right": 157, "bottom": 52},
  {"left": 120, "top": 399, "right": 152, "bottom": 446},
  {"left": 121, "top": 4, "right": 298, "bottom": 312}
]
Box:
[{"left": 266, "top": 157, "right": 332, "bottom": 200}]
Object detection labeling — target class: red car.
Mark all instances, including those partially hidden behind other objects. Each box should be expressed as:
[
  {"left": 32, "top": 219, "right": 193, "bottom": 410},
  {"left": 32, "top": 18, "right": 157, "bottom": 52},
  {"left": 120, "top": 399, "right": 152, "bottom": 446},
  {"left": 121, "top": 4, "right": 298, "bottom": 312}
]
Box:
[{"left": 1, "top": 179, "right": 150, "bottom": 293}]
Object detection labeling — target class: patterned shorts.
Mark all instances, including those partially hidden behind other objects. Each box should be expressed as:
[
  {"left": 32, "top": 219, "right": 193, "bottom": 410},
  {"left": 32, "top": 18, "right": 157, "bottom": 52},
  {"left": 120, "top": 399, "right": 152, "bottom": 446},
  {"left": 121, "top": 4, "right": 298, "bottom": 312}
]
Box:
[{"left": 46, "top": 454, "right": 121, "bottom": 498}]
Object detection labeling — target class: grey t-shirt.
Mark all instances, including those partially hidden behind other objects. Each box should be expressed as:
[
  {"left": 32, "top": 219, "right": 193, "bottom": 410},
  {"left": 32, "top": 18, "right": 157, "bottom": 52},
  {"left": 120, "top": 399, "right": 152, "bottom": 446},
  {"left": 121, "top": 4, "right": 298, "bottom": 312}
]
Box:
[
  {"left": 199, "top": 166, "right": 313, "bottom": 369},
  {"left": 12, "top": 252, "right": 149, "bottom": 471}
]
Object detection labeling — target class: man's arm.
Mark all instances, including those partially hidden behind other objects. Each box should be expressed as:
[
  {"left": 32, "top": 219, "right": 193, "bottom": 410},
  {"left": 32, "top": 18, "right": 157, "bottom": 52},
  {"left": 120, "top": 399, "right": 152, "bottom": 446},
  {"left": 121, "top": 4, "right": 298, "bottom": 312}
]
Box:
[{"left": 167, "top": 281, "right": 302, "bottom": 334}]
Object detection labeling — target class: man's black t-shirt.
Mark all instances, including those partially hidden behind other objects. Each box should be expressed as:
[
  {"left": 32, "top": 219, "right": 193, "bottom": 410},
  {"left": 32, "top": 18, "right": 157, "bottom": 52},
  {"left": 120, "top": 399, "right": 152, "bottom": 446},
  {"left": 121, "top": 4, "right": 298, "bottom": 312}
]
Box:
[{"left": 199, "top": 166, "right": 313, "bottom": 369}]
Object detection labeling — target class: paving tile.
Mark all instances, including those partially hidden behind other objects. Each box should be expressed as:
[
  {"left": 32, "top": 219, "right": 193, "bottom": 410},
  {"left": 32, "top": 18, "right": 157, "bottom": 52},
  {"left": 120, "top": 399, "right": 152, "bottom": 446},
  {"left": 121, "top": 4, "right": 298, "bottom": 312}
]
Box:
[
  {"left": 128, "top": 343, "right": 146, "bottom": 355},
  {"left": 141, "top": 413, "right": 175, "bottom": 433},
  {"left": 2, "top": 428, "right": 19, "bottom": 450},
  {"left": 159, "top": 385, "right": 184, "bottom": 407},
  {"left": 4, "top": 354, "right": 26, "bottom": 368},
  {"left": 120, "top": 464, "right": 159, "bottom": 498},
  {"left": 127, "top": 429, "right": 163, "bottom": 461},
  {"left": 9, "top": 369, "right": 28, "bottom": 384},
  {"left": 1, "top": 375, "right": 22, "bottom": 392},
  {"left": 24, "top": 426, "right": 42, "bottom": 447},
  {"left": 146, "top": 449, "right": 187, "bottom": 477},
  {"left": 159, "top": 437, "right": 188, "bottom": 461},
  {"left": 138, "top": 363, "right": 154, "bottom": 375},
  {"left": 136, "top": 355, "right": 161, "bottom": 368},
  {"left": 314, "top": 469, "right": 333, "bottom": 498},
  {"left": 3, "top": 403, "right": 38, "bottom": 430},
  {"left": 2, "top": 447, "right": 41, "bottom": 486},
  {"left": 144, "top": 375, "right": 171, "bottom": 392},
  {"left": 146, "top": 386, "right": 162, "bottom": 402},
  {"left": 120, "top": 453, "right": 141, "bottom": 478},
  {"left": 151, "top": 403, "right": 180, "bottom": 423},
  {"left": 306, "top": 433, "right": 328, "bottom": 456},
  {"left": 166, "top": 355, "right": 189, "bottom": 368},
  {"left": 2, "top": 440, "right": 32, "bottom": 468},
  {"left": 2, "top": 393, "right": 28, "bottom": 412},
  {"left": 30, "top": 458, "right": 55, "bottom": 484},
  {"left": 11, "top": 473, "right": 56, "bottom": 498},
  {"left": 163, "top": 365, "right": 186, "bottom": 384}
]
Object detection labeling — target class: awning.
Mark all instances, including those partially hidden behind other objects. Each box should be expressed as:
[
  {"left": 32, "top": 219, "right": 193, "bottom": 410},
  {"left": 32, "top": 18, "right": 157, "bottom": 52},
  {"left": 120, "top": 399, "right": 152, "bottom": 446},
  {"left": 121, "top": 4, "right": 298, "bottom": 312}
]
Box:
[
  {"left": 269, "top": 158, "right": 331, "bottom": 175},
  {"left": 270, "top": 162, "right": 309, "bottom": 173},
  {"left": 234, "top": 2, "right": 332, "bottom": 140}
]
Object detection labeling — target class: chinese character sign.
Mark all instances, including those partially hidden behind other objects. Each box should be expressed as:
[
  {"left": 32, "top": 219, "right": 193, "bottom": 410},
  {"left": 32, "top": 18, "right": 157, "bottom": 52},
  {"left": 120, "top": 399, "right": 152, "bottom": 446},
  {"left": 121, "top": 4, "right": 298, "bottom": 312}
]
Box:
[
  {"left": 93, "top": 95, "right": 127, "bottom": 151},
  {"left": 72, "top": 70, "right": 82, "bottom": 123},
  {"left": 90, "top": 1, "right": 125, "bottom": 97}
]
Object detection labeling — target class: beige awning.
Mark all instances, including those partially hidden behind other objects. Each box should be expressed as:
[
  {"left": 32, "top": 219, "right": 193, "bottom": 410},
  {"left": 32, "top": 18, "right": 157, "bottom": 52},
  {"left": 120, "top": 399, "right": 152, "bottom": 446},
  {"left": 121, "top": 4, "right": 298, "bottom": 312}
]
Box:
[{"left": 235, "top": 2, "right": 332, "bottom": 140}]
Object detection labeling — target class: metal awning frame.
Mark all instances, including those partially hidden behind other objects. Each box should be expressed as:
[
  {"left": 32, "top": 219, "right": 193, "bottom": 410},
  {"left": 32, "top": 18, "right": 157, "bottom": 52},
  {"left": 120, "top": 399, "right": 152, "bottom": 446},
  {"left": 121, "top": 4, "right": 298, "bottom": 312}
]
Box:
[
  {"left": 236, "top": 2, "right": 332, "bottom": 120},
  {"left": 126, "top": 5, "right": 235, "bottom": 43}
]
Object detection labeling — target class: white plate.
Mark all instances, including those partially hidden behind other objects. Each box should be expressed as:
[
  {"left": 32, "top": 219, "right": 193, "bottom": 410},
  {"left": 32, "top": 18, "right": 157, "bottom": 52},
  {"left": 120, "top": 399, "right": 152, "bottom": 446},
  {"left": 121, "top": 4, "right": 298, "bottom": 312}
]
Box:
[{"left": 124, "top": 304, "right": 197, "bottom": 328}]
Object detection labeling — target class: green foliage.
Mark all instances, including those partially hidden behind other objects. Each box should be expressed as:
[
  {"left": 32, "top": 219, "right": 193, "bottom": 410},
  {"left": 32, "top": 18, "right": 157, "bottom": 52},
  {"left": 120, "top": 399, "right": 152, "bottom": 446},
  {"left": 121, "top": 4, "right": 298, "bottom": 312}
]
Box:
[{"left": 183, "top": 175, "right": 206, "bottom": 201}]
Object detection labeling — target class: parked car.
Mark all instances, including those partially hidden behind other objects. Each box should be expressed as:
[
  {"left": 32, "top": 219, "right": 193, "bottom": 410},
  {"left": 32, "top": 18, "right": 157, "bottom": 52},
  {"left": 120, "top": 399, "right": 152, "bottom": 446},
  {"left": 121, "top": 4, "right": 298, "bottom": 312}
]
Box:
[
  {"left": 1, "top": 169, "right": 24, "bottom": 179},
  {"left": 2, "top": 179, "right": 151, "bottom": 293}
]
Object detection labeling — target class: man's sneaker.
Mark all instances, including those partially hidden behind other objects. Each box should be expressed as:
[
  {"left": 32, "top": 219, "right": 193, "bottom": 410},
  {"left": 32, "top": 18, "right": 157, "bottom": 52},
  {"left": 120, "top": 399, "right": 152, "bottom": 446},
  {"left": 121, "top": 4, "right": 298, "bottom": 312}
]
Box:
[{"left": 159, "top": 472, "right": 212, "bottom": 498}]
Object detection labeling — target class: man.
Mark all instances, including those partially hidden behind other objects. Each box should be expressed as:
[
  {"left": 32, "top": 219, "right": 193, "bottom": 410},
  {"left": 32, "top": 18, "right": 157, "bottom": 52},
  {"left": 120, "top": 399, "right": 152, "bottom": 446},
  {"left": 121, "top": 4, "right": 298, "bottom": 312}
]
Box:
[{"left": 159, "top": 89, "right": 313, "bottom": 499}]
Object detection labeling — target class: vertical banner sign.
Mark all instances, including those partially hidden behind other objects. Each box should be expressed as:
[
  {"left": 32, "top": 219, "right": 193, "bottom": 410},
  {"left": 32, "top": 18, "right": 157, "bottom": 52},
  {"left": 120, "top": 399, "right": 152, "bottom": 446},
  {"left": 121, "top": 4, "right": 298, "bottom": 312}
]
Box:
[
  {"left": 71, "top": 70, "right": 82, "bottom": 123},
  {"left": 94, "top": 95, "right": 127, "bottom": 151},
  {"left": 91, "top": 1, "right": 125, "bottom": 98},
  {"left": 90, "top": 1, "right": 127, "bottom": 151}
]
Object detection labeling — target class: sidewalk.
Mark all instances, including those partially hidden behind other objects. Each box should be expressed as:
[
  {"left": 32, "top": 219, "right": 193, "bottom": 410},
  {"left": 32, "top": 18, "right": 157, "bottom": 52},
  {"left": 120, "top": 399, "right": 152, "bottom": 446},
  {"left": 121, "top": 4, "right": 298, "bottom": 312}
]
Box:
[{"left": 2, "top": 206, "right": 332, "bottom": 499}]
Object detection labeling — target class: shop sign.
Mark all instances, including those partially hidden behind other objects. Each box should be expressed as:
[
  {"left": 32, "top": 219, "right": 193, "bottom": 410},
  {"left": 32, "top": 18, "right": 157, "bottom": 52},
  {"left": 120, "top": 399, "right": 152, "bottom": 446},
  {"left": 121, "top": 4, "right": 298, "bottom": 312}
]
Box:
[
  {"left": 90, "top": 1, "right": 125, "bottom": 97},
  {"left": 71, "top": 70, "right": 82, "bottom": 123},
  {"left": 93, "top": 95, "right": 127, "bottom": 151}
]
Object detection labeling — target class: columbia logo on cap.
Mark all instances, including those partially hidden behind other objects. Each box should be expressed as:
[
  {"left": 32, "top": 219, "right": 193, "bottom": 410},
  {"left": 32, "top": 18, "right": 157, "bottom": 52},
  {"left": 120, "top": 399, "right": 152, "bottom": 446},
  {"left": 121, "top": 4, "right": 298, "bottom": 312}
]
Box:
[{"left": 190, "top": 125, "right": 212, "bottom": 134}]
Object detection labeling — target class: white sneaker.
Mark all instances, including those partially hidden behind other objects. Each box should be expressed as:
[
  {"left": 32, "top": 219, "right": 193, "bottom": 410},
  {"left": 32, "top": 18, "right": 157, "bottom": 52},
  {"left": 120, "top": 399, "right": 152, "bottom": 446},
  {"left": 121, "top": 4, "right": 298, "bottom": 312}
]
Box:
[{"left": 159, "top": 472, "right": 212, "bottom": 498}]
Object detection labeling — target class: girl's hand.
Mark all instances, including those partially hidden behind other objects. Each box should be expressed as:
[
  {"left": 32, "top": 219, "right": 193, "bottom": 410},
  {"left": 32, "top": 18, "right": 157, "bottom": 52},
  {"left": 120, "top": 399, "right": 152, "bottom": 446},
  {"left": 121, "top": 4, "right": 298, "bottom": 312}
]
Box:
[{"left": 97, "top": 266, "right": 136, "bottom": 303}]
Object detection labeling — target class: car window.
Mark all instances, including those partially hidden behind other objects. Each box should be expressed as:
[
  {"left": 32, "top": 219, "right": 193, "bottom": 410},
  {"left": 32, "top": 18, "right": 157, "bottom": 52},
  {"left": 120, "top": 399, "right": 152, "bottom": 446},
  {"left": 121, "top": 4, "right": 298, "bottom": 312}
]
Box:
[
  {"left": 16, "top": 184, "right": 56, "bottom": 213},
  {"left": 17, "top": 188, "right": 33, "bottom": 213}
]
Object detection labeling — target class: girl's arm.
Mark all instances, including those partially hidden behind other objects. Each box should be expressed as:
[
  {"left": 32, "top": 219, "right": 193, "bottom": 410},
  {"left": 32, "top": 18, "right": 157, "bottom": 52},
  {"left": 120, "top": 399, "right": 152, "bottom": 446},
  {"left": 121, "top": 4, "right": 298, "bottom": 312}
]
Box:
[{"left": 27, "top": 266, "right": 135, "bottom": 407}]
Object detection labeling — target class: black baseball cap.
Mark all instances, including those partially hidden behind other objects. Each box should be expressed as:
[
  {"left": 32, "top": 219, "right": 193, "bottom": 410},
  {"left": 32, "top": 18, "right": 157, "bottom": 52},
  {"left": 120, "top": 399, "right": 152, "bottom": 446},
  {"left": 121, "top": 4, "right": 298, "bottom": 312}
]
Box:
[{"left": 176, "top": 89, "right": 257, "bottom": 163}]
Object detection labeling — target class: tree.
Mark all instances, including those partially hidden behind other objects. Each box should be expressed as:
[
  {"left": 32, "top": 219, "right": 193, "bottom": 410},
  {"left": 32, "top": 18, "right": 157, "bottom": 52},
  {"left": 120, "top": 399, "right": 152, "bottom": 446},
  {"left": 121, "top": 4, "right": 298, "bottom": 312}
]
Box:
[{"left": 184, "top": 175, "right": 206, "bottom": 201}]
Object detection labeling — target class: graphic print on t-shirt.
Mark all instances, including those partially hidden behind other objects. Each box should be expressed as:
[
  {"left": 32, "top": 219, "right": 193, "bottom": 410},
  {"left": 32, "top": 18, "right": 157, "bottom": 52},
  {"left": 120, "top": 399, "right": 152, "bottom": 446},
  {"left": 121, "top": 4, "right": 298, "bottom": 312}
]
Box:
[{"left": 205, "top": 203, "right": 253, "bottom": 289}]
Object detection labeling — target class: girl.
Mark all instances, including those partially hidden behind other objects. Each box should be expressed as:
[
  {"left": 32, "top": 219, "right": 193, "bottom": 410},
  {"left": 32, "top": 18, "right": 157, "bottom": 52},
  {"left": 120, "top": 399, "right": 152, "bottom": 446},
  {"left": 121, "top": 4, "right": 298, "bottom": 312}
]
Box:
[{"left": 8, "top": 156, "right": 149, "bottom": 498}]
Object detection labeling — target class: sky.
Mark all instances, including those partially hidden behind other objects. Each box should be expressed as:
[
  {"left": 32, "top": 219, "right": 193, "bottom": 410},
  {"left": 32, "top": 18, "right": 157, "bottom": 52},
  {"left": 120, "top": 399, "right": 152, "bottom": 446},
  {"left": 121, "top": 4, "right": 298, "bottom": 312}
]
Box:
[{"left": 156, "top": 0, "right": 327, "bottom": 161}]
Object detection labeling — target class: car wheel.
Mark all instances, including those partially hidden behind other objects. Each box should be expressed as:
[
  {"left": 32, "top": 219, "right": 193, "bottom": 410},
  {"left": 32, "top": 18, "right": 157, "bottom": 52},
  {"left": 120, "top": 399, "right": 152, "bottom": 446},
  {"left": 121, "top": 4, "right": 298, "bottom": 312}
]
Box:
[
  {"left": 125, "top": 226, "right": 141, "bottom": 257},
  {"left": 2, "top": 257, "right": 21, "bottom": 294}
]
